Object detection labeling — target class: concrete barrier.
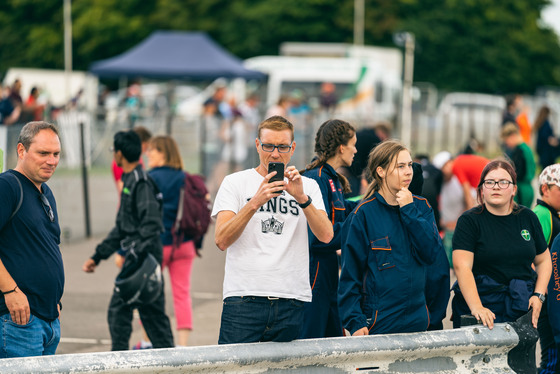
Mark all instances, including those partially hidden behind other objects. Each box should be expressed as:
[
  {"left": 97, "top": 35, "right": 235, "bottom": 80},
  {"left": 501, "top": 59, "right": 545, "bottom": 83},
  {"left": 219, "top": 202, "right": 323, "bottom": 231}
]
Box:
[{"left": 0, "top": 323, "right": 523, "bottom": 373}]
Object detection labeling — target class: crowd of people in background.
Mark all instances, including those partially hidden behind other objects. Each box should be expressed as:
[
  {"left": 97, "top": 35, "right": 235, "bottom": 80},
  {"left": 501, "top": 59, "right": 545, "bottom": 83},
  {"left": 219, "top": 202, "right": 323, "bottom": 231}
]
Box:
[
  {"left": 202, "top": 89, "right": 557, "bottom": 371},
  {"left": 0, "top": 79, "right": 86, "bottom": 126},
  {"left": 1, "top": 82, "right": 559, "bottom": 373}
]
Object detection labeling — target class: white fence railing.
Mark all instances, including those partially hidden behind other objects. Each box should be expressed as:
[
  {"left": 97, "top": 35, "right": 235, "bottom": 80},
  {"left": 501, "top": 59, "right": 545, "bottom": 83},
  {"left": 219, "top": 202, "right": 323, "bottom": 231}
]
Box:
[{"left": 0, "top": 323, "right": 528, "bottom": 374}]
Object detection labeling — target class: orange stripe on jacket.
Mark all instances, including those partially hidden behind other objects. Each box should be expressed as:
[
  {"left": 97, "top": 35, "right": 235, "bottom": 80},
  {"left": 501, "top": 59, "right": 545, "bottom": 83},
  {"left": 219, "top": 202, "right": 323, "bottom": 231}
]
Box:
[
  {"left": 412, "top": 195, "right": 432, "bottom": 209},
  {"left": 311, "top": 261, "right": 320, "bottom": 290},
  {"left": 331, "top": 204, "right": 345, "bottom": 225},
  {"left": 368, "top": 311, "right": 378, "bottom": 333},
  {"left": 354, "top": 197, "right": 377, "bottom": 214}
]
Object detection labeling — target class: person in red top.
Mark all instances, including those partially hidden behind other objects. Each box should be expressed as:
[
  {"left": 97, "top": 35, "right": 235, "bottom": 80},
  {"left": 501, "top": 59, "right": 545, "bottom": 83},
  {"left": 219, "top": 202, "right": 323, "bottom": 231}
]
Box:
[
  {"left": 25, "top": 87, "right": 44, "bottom": 121},
  {"left": 439, "top": 154, "right": 489, "bottom": 210}
]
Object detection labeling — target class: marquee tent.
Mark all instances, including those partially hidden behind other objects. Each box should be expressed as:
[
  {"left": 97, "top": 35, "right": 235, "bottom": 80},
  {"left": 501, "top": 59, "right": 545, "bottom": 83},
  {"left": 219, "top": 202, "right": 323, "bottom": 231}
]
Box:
[{"left": 90, "top": 31, "right": 265, "bottom": 80}]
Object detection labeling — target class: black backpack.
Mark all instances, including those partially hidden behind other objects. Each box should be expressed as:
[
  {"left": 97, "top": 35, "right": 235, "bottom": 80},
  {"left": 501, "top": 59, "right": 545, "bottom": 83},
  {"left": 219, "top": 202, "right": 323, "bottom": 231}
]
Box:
[
  {"left": 1, "top": 173, "right": 23, "bottom": 230},
  {"left": 171, "top": 172, "right": 211, "bottom": 256}
]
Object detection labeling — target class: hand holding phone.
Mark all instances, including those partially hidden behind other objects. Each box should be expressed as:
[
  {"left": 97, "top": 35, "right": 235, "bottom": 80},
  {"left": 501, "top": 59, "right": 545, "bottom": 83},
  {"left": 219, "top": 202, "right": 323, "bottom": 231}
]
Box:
[{"left": 268, "top": 162, "right": 285, "bottom": 183}]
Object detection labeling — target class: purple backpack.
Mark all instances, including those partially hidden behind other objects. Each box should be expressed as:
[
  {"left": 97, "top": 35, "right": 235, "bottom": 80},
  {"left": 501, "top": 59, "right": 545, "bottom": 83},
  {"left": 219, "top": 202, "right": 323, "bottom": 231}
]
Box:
[{"left": 171, "top": 172, "right": 211, "bottom": 256}]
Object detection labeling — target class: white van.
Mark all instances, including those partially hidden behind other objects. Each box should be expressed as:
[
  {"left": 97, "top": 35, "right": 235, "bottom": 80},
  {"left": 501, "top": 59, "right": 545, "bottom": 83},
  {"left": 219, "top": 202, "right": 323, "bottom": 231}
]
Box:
[{"left": 244, "top": 43, "right": 403, "bottom": 125}]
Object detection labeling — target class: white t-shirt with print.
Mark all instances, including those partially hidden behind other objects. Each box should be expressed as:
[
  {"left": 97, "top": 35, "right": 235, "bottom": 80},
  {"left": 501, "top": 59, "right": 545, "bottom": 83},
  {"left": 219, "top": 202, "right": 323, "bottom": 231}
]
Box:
[{"left": 211, "top": 168, "right": 326, "bottom": 302}]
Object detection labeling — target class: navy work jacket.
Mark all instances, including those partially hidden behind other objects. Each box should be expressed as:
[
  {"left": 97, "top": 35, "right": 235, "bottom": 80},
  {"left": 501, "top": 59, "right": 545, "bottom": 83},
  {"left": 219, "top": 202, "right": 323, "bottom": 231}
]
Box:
[{"left": 338, "top": 191, "right": 442, "bottom": 335}]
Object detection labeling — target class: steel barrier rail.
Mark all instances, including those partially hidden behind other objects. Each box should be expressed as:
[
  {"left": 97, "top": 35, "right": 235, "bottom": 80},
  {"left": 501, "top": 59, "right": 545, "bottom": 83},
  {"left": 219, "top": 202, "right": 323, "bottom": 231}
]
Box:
[{"left": 0, "top": 324, "right": 520, "bottom": 373}]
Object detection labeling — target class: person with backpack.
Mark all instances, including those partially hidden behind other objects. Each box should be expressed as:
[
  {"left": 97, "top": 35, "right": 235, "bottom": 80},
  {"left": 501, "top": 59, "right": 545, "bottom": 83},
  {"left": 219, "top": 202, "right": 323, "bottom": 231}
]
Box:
[
  {"left": 82, "top": 130, "right": 174, "bottom": 351},
  {"left": 0, "top": 121, "right": 64, "bottom": 358},
  {"left": 146, "top": 135, "right": 210, "bottom": 347}
]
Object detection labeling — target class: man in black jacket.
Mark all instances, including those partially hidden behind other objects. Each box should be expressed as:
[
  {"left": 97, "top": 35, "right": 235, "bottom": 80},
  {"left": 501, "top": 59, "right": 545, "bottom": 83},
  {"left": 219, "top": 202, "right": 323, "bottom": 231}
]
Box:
[{"left": 82, "top": 130, "right": 174, "bottom": 350}]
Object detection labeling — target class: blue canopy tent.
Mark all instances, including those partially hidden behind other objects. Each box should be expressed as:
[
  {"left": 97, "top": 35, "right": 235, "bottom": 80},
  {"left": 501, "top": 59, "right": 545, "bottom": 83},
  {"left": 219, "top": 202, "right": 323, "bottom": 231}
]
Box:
[
  {"left": 89, "top": 30, "right": 265, "bottom": 80},
  {"left": 89, "top": 30, "right": 265, "bottom": 132},
  {"left": 89, "top": 30, "right": 266, "bottom": 177}
]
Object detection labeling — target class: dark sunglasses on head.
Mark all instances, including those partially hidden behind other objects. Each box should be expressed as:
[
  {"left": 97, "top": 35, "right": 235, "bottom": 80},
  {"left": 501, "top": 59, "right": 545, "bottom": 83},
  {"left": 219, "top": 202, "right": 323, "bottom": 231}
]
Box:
[{"left": 40, "top": 194, "right": 55, "bottom": 222}]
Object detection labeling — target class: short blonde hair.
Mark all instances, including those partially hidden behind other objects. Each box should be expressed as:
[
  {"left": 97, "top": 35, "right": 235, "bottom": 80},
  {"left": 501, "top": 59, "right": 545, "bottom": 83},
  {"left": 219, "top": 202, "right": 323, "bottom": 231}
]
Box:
[
  {"left": 501, "top": 123, "right": 519, "bottom": 140},
  {"left": 258, "top": 116, "right": 294, "bottom": 141}
]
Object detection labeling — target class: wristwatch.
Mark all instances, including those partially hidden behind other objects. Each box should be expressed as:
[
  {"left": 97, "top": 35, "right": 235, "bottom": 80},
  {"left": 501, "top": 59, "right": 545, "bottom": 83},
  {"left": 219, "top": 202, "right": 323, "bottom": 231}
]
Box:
[{"left": 532, "top": 292, "right": 545, "bottom": 303}]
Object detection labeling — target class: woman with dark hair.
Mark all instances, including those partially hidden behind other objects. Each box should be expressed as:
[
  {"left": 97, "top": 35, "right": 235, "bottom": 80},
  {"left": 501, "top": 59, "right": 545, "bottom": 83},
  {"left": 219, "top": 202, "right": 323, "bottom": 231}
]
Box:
[
  {"left": 452, "top": 159, "right": 552, "bottom": 329},
  {"left": 146, "top": 135, "right": 196, "bottom": 346},
  {"left": 338, "top": 140, "right": 443, "bottom": 336},
  {"left": 299, "top": 119, "right": 357, "bottom": 338},
  {"left": 534, "top": 105, "right": 559, "bottom": 170}
]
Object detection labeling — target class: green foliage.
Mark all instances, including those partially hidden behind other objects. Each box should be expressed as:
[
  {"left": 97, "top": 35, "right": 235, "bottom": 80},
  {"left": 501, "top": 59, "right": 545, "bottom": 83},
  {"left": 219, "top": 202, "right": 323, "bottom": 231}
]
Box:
[
  {"left": 398, "top": 0, "right": 560, "bottom": 92},
  {"left": 1, "top": 0, "right": 559, "bottom": 93},
  {"left": 0, "top": 0, "right": 63, "bottom": 70}
]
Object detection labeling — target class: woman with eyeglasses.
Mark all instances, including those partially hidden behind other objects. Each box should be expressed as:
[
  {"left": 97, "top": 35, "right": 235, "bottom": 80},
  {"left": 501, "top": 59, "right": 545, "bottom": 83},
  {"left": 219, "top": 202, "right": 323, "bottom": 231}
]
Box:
[
  {"left": 299, "top": 119, "right": 358, "bottom": 338},
  {"left": 452, "top": 159, "right": 552, "bottom": 330}
]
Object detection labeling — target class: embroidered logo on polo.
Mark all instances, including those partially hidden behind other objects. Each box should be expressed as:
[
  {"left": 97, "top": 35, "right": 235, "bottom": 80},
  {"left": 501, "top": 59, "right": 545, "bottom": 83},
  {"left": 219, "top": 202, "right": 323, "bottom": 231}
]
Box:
[
  {"left": 261, "top": 216, "right": 284, "bottom": 234},
  {"left": 329, "top": 179, "right": 336, "bottom": 192},
  {"left": 521, "top": 230, "right": 531, "bottom": 241}
]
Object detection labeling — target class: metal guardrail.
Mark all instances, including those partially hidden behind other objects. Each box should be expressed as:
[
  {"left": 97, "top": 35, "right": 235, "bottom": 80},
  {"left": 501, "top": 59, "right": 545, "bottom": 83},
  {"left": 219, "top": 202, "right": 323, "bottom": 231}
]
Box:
[{"left": 0, "top": 323, "right": 522, "bottom": 373}]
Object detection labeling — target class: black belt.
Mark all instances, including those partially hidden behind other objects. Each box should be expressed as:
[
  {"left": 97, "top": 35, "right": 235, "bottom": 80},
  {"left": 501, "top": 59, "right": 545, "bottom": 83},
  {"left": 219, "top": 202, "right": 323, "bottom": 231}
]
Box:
[{"left": 243, "top": 296, "right": 283, "bottom": 301}]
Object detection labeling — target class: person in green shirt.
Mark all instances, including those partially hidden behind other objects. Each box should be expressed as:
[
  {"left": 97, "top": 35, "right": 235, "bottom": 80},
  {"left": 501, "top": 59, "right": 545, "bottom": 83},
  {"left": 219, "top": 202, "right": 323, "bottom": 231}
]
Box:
[
  {"left": 533, "top": 164, "right": 560, "bottom": 244},
  {"left": 532, "top": 164, "right": 560, "bottom": 372},
  {"left": 502, "top": 123, "right": 536, "bottom": 207}
]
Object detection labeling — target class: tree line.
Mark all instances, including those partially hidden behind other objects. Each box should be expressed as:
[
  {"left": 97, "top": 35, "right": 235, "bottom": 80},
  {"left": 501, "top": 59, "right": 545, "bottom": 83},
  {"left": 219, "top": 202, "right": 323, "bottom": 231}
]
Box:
[{"left": 1, "top": 0, "right": 559, "bottom": 94}]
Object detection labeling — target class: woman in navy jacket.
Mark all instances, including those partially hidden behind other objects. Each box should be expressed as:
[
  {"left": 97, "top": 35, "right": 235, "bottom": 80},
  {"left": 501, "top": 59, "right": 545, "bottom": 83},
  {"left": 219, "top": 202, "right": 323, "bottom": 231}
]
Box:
[
  {"left": 300, "top": 119, "right": 358, "bottom": 338},
  {"left": 338, "top": 140, "right": 443, "bottom": 336}
]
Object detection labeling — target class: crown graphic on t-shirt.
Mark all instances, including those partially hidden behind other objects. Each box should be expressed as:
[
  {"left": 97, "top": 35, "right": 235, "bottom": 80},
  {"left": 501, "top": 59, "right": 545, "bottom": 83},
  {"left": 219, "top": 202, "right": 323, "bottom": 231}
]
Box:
[{"left": 261, "top": 216, "right": 284, "bottom": 234}]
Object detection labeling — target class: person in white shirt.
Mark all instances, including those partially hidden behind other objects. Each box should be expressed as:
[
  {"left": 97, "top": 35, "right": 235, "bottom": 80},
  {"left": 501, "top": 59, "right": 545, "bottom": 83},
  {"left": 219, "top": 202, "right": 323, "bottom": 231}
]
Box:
[{"left": 212, "top": 115, "right": 333, "bottom": 344}]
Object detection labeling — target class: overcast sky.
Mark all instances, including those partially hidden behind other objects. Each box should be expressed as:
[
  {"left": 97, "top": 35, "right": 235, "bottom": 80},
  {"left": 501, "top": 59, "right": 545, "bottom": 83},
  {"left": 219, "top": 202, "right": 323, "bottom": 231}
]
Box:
[{"left": 542, "top": 0, "right": 560, "bottom": 36}]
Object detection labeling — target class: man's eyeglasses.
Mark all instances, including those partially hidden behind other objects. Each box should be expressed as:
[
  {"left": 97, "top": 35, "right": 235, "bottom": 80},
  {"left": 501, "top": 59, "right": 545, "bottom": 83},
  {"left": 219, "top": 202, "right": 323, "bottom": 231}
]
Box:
[
  {"left": 258, "top": 140, "right": 293, "bottom": 153},
  {"left": 483, "top": 179, "right": 514, "bottom": 189},
  {"left": 40, "top": 194, "right": 55, "bottom": 222}
]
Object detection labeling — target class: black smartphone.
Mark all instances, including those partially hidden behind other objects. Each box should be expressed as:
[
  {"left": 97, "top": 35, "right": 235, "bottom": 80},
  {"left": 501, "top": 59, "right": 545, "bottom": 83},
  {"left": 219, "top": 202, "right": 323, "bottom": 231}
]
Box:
[{"left": 268, "top": 162, "right": 285, "bottom": 183}]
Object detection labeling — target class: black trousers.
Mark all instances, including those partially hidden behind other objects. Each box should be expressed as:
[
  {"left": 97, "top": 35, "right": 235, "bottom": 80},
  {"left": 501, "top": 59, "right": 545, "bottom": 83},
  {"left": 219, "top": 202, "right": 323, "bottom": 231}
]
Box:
[{"left": 107, "top": 284, "right": 174, "bottom": 350}]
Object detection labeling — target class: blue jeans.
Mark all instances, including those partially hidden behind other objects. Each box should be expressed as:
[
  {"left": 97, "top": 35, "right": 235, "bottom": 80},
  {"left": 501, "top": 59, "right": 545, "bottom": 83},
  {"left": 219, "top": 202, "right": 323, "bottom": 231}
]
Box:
[
  {"left": 0, "top": 313, "right": 60, "bottom": 358},
  {"left": 218, "top": 296, "right": 304, "bottom": 344}
]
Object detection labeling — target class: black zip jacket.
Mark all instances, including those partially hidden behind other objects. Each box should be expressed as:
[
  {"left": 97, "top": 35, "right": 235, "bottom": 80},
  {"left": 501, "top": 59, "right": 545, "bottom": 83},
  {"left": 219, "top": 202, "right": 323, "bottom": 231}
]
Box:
[{"left": 92, "top": 164, "right": 163, "bottom": 264}]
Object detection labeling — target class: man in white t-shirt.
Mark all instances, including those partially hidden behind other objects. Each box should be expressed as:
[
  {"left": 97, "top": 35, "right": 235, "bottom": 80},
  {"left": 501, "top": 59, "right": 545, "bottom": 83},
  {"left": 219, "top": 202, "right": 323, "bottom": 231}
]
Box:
[{"left": 212, "top": 115, "right": 334, "bottom": 344}]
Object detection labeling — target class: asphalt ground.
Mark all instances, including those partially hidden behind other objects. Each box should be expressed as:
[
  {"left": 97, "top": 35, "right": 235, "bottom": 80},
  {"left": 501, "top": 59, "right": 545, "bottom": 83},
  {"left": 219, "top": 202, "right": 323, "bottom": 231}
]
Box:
[
  {"left": 45, "top": 171, "right": 225, "bottom": 354},
  {"left": 57, "top": 231, "right": 225, "bottom": 354}
]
